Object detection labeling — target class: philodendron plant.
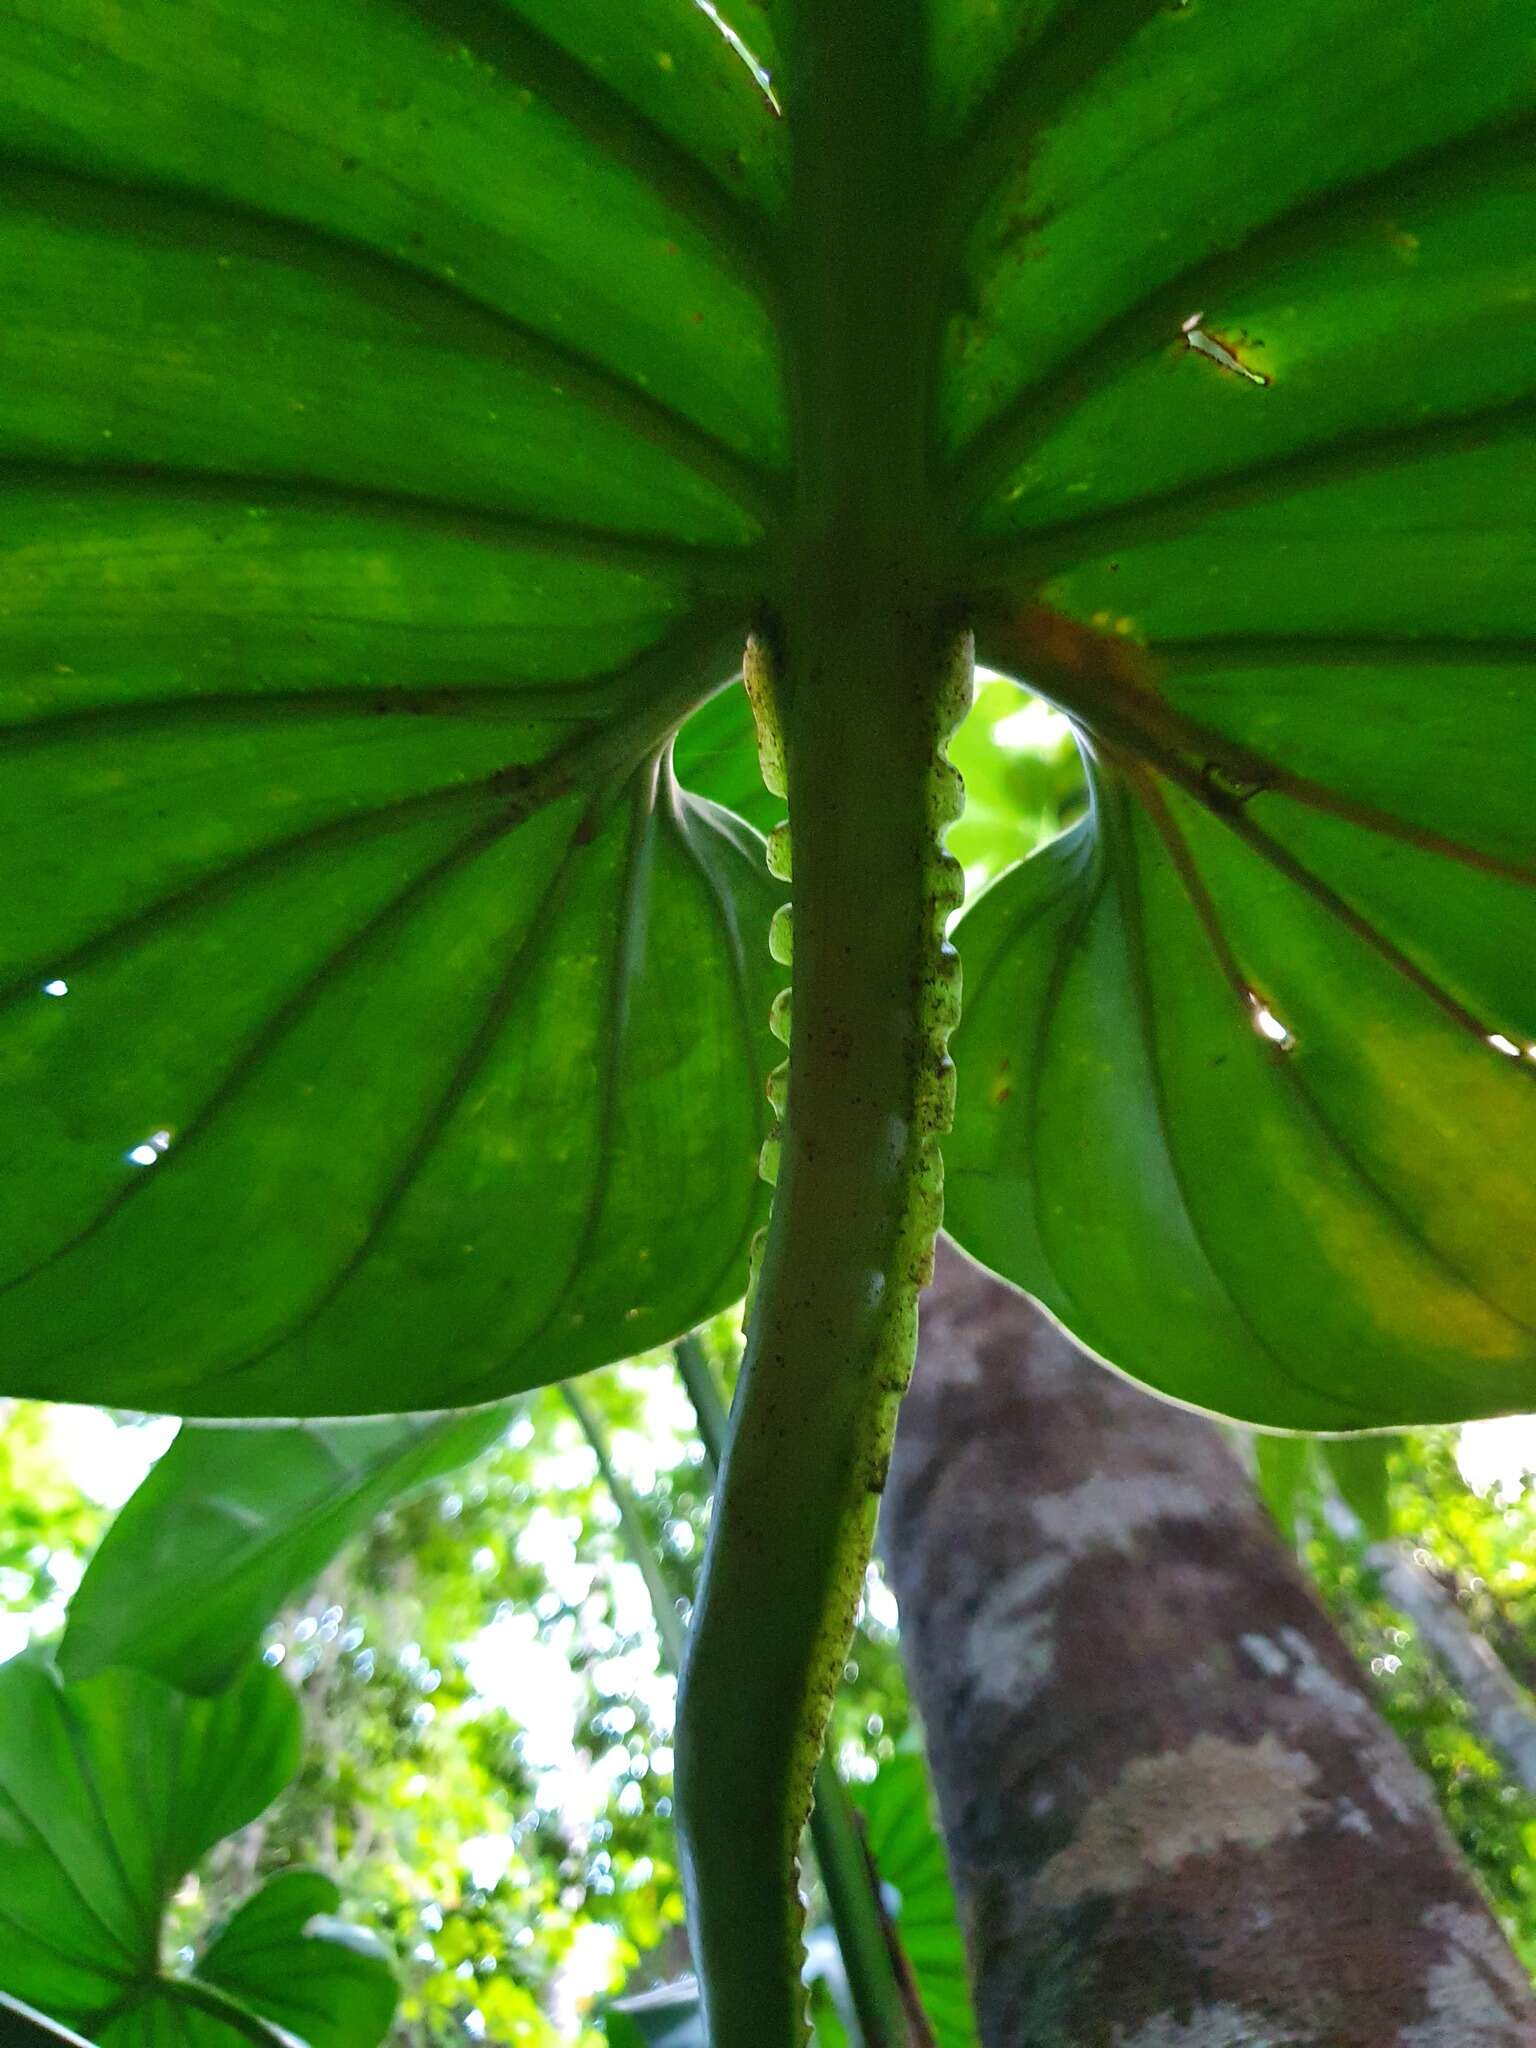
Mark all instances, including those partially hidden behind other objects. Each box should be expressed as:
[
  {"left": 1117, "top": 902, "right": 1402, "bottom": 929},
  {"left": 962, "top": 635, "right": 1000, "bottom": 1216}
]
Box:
[{"left": 2, "top": 0, "right": 1532, "bottom": 2038}]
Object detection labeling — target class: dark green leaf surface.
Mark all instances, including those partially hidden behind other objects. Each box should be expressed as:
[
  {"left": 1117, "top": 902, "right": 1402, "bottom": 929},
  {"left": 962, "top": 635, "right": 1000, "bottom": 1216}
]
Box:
[
  {"left": 604, "top": 1986, "right": 706, "bottom": 2048},
  {"left": 948, "top": 766, "right": 1536, "bottom": 1428},
  {"left": 853, "top": 1755, "right": 978, "bottom": 2048},
  {"left": 946, "top": 0, "right": 1536, "bottom": 1429},
  {"left": 0, "top": 1654, "right": 393, "bottom": 2048},
  {"left": 672, "top": 681, "right": 782, "bottom": 834},
  {"left": 61, "top": 1409, "right": 513, "bottom": 1693},
  {"left": 0, "top": 0, "right": 785, "bottom": 1417}
]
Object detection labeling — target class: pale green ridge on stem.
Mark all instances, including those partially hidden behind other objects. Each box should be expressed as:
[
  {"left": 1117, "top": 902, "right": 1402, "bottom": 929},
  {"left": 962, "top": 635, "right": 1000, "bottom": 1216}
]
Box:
[
  {"left": 675, "top": 1337, "right": 914, "bottom": 2048},
  {"left": 678, "top": 601, "right": 971, "bottom": 2048}
]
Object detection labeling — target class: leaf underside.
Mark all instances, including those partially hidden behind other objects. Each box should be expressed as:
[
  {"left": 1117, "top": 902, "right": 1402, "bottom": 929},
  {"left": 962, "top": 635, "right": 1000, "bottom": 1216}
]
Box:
[{"left": 0, "top": 0, "right": 1532, "bottom": 1430}]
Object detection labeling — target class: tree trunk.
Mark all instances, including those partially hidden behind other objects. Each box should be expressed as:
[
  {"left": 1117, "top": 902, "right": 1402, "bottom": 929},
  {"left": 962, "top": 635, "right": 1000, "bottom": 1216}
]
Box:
[{"left": 884, "top": 1241, "right": 1536, "bottom": 2047}]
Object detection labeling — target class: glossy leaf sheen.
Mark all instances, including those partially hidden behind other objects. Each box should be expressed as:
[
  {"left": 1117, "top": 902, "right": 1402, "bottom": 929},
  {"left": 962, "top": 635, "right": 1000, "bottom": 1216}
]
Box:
[
  {"left": 0, "top": 1654, "right": 395, "bottom": 2048},
  {"left": 60, "top": 1408, "right": 513, "bottom": 1693}
]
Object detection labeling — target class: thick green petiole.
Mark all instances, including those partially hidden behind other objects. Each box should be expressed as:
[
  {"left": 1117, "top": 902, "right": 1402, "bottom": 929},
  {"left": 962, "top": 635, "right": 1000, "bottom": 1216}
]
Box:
[
  {"left": 674, "top": 11, "right": 963, "bottom": 2038},
  {"left": 676, "top": 598, "right": 970, "bottom": 2044},
  {"left": 676, "top": 1336, "right": 916, "bottom": 2048}
]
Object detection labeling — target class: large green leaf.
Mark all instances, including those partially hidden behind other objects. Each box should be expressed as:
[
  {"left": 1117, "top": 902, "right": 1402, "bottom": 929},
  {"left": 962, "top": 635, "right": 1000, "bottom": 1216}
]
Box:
[
  {"left": 60, "top": 1408, "right": 513, "bottom": 1694},
  {"left": 941, "top": 1, "right": 1536, "bottom": 1430},
  {"left": 6, "top": 3, "right": 1533, "bottom": 2038},
  {"left": 193, "top": 1873, "right": 396, "bottom": 2048},
  {"left": 0, "top": 1653, "right": 395, "bottom": 2048},
  {"left": 0, "top": 0, "right": 785, "bottom": 1416}
]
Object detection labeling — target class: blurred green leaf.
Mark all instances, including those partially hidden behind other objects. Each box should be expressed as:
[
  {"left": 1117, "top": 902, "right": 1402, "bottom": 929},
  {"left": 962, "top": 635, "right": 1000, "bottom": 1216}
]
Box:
[
  {"left": 1253, "top": 1435, "right": 1312, "bottom": 1545},
  {"left": 61, "top": 1408, "right": 515, "bottom": 1693},
  {"left": 1321, "top": 1436, "right": 1397, "bottom": 1545},
  {"left": 196, "top": 1872, "right": 396, "bottom": 2048},
  {"left": 946, "top": 680, "right": 1082, "bottom": 887},
  {"left": 604, "top": 1982, "right": 705, "bottom": 2048}
]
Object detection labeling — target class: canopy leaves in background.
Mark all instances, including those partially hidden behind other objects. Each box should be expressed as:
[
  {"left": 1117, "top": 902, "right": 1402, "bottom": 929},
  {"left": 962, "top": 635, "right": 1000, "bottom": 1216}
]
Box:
[
  {"left": 61, "top": 1407, "right": 515, "bottom": 1693},
  {"left": 0, "top": 1653, "right": 395, "bottom": 2048}
]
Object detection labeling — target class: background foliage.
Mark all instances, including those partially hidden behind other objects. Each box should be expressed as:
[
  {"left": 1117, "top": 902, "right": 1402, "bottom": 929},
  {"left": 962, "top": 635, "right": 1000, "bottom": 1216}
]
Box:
[{"left": 12, "top": 1334, "right": 1536, "bottom": 2040}]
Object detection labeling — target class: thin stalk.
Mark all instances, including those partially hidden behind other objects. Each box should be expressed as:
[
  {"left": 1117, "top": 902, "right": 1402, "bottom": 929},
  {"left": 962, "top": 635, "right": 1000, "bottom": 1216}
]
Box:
[
  {"left": 157, "top": 1977, "right": 295, "bottom": 2048},
  {"left": 808, "top": 1758, "right": 912, "bottom": 2048},
  {"left": 674, "top": 1332, "right": 729, "bottom": 1467},
  {"left": 561, "top": 1384, "right": 689, "bottom": 1674},
  {"left": 675, "top": 1338, "right": 913, "bottom": 2048}
]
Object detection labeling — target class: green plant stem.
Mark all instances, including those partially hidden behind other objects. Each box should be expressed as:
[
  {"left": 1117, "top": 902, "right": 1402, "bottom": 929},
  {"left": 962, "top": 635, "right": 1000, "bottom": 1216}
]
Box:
[
  {"left": 808, "top": 1758, "right": 912, "bottom": 2048},
  {"left": 158, "top": 1977, "right": 294, "bottom": 2048},
  {"left": 561, "top": 1384, "right": 689, "bottom": 1674},
  {"left": 674, "top": 1333, "right": 729, "bottom": 1468},
  {"left": 676, "top": 1339, "right": 913, "bottom": 2048},
  {"left": 677, "top": 584, "right": 964, "bottom": 2048},
  {"left": 566, "top": 1355, "right": 908, "bottom": 2041},
  {"left": 675, "top": 14, "right": 963, "bottom": 2039}
]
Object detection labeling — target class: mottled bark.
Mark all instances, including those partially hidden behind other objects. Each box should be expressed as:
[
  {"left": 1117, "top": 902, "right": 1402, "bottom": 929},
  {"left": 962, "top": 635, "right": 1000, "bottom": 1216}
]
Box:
[{"left": 884, "top": 1242, "right": 1536, "bottom": 2047}]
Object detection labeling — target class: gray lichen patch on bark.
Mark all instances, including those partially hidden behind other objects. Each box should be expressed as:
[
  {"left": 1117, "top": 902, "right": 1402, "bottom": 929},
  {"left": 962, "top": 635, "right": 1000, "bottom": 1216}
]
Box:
[
  {"left": 884, "top": 1242, "right": 1536, "bottom": 2047},
  {"left": 1397, "top": 1904, "right": 1536, "bottom": 2047},
  {"left": 1036, "top": 1734, "right": 1319, "bottom": 1906},
  {"left": 1238, "top": 1621, "right": 1437, "bottom": 1829},
  {"left": 964, "top": 1554, "right": 1068, "bottom": 1709},
  {"left": 1114, "top": 2004, "right": 1305, "bottom": 2048},
  {"left": 1033, "top": 1472, "right": 1214, "bottom": 1559}
]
